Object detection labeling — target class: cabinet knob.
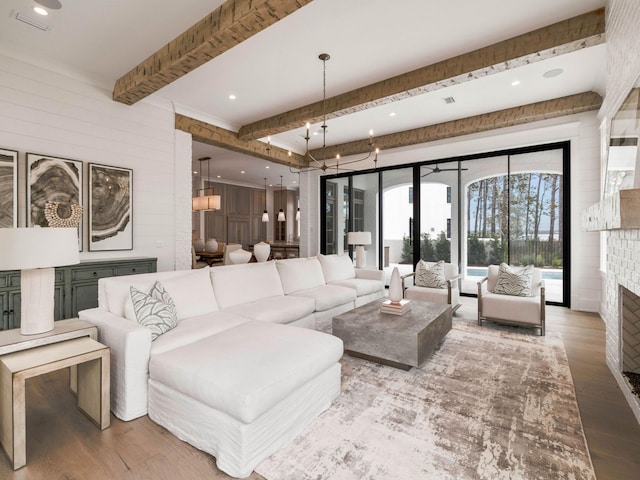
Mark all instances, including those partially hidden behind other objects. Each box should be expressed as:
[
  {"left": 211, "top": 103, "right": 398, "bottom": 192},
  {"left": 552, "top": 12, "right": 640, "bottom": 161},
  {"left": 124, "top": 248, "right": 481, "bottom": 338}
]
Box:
[
  {"left": 132, "top": 268, "right": 136, "bottom": 272},
  {"left": 2, "top": 310, "right": 8, "bottom": 316},
  {"left": 93, "top": 272, "right": 98, "bottom": 276}
]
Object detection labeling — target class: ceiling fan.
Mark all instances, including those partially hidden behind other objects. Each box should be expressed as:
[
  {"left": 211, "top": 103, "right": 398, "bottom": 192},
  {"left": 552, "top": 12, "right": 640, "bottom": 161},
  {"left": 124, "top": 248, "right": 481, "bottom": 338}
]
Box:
[{"left": 421, "top": 164, "right": 468, "bottom": 177}]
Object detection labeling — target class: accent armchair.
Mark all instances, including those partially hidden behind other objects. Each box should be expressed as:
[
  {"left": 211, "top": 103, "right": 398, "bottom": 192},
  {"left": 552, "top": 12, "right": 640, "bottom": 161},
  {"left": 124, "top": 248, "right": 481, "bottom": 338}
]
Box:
[
  {"left": 401, "top": 261, "right": 461, "bottom": 313},
  {"left": 477, "top": 264, "right": 545, "bottom": 335}
]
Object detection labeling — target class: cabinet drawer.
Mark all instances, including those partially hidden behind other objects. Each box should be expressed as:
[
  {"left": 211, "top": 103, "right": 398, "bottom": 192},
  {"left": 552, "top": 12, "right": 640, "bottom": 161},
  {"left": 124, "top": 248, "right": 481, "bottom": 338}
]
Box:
[
  {"left": 72, "top": 267, "right": 116, "bottom": 281},
  {"left": 116, "top": 263, "right": 152, "bottom": 276}
]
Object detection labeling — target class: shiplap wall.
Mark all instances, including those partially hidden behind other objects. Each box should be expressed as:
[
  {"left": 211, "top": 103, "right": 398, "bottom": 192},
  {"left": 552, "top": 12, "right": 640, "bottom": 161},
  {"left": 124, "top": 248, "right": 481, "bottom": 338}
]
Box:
[{"left": 0, "top": 54, "right": 191, "bottom": 272}]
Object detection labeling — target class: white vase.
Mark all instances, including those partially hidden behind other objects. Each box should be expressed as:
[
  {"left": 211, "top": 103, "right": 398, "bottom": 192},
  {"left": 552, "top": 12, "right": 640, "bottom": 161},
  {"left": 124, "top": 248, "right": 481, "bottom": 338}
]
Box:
[
  {"left": 205, "top": 238, "right": 218, "bottom": 253},
  {"left": 254, "top": 242, "right": 271, "bottom": 262},
  {"left": 388, "top": 267, "right": 403, "bottom": 304},
  {"left": 193, "top": 239, "right": 204, "bottom": 252}
]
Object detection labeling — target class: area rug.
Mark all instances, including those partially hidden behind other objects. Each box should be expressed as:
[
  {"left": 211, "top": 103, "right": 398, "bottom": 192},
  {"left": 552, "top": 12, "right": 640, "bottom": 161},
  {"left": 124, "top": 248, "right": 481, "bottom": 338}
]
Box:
[{"left": 255, "top": 321, "right": 595, "bottom": 480}]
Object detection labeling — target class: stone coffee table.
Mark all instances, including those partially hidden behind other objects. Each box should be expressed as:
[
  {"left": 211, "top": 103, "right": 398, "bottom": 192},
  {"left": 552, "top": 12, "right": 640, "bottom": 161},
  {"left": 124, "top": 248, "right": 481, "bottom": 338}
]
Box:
[{"left": 332, "top": 299, "right": 452, "bottom": 370}]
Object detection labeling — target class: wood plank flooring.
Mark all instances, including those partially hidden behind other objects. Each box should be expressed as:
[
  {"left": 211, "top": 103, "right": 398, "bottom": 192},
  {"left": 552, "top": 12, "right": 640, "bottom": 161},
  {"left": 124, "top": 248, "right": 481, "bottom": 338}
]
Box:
[{"left": 0, "top": 299, "right": 638, "bottom": 479}]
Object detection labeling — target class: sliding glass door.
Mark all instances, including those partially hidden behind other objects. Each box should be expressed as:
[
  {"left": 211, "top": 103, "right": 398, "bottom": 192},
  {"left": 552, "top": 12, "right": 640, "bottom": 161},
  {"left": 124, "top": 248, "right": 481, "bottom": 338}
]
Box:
[{"left": 320, "top": 142, "right": 569, "bottom": 305}]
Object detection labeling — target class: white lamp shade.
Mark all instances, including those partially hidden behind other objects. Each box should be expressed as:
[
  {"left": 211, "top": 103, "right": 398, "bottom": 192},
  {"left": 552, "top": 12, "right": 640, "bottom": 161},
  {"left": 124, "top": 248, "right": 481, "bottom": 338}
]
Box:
[
  {"left": 262, "top": 211, "right": 269, "bottom": 222},
  {"left": 0, "top": 227, "right": 79, "bottom": 335},
  {"left": 347, "top": 231, "right": 371, "bottom": 246},
  {"left": 192, "top": 194, "right": 221, "bottom": 211},
  {"left": 277, "top": 209, "right": 285, "bottom": 222},
  {"left": 0, "top": 227, "right": 79, "bottom": 270}
]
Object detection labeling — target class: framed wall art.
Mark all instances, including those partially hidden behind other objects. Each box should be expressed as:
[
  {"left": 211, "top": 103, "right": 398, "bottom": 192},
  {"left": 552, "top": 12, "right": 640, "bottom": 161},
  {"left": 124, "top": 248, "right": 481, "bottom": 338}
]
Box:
[
  {"left": 0, "top": 148, "right": 18, "bottom": 228},
  {"left": 89, "top": 163, "right": 133, "bottom": 251},
  {"left": 26, "top": 153, "right": 83, "bottom": 249}
]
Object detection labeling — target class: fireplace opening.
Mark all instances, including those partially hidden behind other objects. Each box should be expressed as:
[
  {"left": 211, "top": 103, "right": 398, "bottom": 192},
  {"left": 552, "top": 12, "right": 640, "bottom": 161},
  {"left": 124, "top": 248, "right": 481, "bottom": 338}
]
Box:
[{"left": 621, "top": 286, "right": 640, "bottom": 401}]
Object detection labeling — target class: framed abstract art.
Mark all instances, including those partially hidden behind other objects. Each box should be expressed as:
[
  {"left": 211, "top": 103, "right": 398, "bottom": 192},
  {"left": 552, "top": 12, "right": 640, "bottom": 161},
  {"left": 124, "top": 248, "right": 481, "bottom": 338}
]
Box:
[
  {"left": 0, "top": 148, "right": 18, "bottom": 228},
  {"left": 89, "top": 163, "right": 133, "bottom": 251},
  {"left": 26, "top": 153, "right": 83, "bottom": 249}
]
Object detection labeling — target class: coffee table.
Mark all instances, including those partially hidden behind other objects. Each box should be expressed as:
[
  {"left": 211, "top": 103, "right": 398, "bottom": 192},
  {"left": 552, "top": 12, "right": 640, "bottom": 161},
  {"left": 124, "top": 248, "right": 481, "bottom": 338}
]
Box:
[{"left": 332, "top": 299, "right": 452, "bottom": 370}]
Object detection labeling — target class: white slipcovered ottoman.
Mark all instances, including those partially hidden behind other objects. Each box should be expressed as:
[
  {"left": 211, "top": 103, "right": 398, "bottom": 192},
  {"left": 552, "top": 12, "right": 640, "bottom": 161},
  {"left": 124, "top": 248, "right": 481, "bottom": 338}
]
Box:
[{"left": 147, "top": 320, "right": 343, "bottom": 478}]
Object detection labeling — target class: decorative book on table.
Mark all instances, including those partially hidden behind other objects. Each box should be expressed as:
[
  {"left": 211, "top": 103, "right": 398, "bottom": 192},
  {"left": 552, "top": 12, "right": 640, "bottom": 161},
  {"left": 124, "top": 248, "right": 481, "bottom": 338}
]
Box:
[{"left": 380, "top": 299, "right": 411, "bottom": 315}]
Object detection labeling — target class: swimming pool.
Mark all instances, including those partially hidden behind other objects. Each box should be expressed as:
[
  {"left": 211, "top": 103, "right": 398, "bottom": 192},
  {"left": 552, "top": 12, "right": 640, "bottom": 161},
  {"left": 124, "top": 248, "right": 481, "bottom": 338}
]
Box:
[{"left": 466, "top": 267, "right": 563, "bottom": 280}]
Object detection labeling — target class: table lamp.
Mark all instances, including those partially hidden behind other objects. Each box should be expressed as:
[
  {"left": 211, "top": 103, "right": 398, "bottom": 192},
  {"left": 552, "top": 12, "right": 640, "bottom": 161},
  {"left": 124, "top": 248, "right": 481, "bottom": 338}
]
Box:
[
  {"left": 0, "top": 227, "right": 79, "bottom": 335},
  {"left": 347, "top": 231, "right": 372, "bottom": 269}
]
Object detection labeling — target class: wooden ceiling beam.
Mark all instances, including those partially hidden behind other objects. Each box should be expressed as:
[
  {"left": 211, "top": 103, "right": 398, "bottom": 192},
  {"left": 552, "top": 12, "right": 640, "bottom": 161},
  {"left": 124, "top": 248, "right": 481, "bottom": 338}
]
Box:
[
  {"left": 175, "top": 114, "right": 307, "bottom": 168},
  {"left": 238, "top": 8, "right": 605, "bottom": 141},
  {"left": 113, "top": 0, "right": 313, "bottom": 105},
  {"left": 310, "top": 91, "right": 603, "bottom": 160}
]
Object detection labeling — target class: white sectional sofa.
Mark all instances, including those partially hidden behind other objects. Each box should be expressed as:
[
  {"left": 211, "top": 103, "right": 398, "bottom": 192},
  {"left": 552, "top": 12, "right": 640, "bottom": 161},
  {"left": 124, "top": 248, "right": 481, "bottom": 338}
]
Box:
[{"left": 79, "top": 254, "right": 384, "bottom": 478}]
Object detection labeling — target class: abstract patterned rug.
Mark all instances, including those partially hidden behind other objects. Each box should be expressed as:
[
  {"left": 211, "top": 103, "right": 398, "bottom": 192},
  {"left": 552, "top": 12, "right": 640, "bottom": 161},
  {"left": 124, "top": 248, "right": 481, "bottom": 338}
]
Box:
[{"left": 255, "top": 321, "right": 595, "bottom": 480}]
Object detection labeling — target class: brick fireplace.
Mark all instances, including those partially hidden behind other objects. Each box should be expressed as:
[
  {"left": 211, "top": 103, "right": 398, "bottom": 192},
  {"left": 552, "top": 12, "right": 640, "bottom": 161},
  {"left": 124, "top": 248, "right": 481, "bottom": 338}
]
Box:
[{"left": 584, "top": 189, "right": 640, "bottom": 422}]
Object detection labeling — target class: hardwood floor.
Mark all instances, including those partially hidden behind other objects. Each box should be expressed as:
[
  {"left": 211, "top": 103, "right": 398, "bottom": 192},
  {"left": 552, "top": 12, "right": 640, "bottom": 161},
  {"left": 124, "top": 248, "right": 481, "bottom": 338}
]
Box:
[{"left": 0, "top": 299, "right": 638, "bottom": 479}]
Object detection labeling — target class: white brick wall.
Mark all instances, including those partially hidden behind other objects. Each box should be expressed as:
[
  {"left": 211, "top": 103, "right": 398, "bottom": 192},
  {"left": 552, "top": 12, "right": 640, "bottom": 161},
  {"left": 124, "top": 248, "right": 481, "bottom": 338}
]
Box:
[{"left": 597, "top": 0, "right": 640, "bottom": 423}]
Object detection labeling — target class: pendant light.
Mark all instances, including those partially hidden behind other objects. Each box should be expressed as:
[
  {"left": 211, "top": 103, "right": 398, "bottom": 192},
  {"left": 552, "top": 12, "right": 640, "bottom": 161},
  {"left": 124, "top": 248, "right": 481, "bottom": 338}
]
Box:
[
  {"left": 277, "top": 175, "right": 285, "bottom": 222},
  {"left": 262, "top": 178, "right": 269, "bottom": 222},
  {"left": 192, "top": 157, "right": 221, "bottom": 211}
]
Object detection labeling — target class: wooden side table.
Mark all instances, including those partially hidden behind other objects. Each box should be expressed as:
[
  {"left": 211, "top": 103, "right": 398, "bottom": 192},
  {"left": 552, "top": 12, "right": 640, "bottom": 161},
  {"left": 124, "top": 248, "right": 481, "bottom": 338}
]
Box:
[{"left": 0, "top": 320, "right": 109, "bottom": 470}]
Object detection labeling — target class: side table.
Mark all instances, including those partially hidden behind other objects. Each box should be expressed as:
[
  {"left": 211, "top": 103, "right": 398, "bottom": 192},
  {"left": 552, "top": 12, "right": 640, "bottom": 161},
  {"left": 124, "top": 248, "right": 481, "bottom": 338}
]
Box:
[{"left": 0, "top": 319, "right": 110, "bottom": 470}]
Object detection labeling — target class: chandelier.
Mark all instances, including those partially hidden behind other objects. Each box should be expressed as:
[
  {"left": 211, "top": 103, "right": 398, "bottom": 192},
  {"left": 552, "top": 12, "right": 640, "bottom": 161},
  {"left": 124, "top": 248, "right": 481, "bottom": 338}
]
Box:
[
  {"left": 192, "top": 157, "right": 221, "bottom": 211},
  {"left": 275, "top": 53, "right": 379, "bottom": 174}
]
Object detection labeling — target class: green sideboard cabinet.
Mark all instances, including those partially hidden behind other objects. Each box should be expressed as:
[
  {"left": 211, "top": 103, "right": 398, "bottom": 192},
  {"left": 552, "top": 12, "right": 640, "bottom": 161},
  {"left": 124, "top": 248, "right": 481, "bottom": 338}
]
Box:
[{"left": 0, "top": 257, "right": 157, "bottom": 331}]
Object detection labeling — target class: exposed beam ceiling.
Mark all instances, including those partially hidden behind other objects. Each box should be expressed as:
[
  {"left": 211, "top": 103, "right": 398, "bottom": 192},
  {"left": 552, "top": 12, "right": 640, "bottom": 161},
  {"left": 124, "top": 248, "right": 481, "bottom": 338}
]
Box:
[
  {"left": 113, "top": 0, "right": 313, "bottom": 105},
  {"left": 237, "top": 8, "right": 604, "bottom": 141},
  {"left": 175, "top": 114, "right": 307, "bottom": 168},
  {"left": 310, "top": 91, "right": 603, "bottom": 160}
]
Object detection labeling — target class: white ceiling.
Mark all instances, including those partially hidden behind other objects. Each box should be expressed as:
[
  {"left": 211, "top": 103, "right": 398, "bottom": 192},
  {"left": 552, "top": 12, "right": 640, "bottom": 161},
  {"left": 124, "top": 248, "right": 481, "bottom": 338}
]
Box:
[{"left": 0, "top": 0, "right": 606, "bottom": 188}]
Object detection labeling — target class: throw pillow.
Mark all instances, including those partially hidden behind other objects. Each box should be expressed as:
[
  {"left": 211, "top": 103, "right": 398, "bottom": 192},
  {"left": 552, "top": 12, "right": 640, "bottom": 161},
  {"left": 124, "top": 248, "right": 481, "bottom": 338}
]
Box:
[
  {"left": 415, "top": 260, "right": 447, "bottom": 289},
  {"left": 129, "top": 281, "right": 178, "bottom": 340},
  {"left": 493, "top": 263, "right": 534, "bottom": 297}
]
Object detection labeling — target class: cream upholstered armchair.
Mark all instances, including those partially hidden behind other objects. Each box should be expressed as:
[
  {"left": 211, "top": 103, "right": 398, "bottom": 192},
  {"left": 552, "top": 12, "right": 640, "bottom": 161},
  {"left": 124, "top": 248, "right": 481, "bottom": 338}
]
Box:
[
  {"left": 401, "top": 260, "right": 461, "bottom": 313},
  {"left": 477, "top": 264, "right": 545, "bottom": 335}
]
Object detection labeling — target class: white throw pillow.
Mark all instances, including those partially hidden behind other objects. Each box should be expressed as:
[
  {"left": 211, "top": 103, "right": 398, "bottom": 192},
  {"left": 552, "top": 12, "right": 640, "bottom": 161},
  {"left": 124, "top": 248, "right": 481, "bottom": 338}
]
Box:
[
  {"left": 493, "top": 263, "right": 534, "bottom": 297},
  {"left": 161, "top": 267, "right": 219, "bottom": 319},
  {"left": 318, "top": 254, "right": 356, "bottom": 283},
  {"left": 415, "top": 260, "right": 447, "bottom": 289},
  {"left": 129, "top": 281, "right": 178, "bottom": 340}
]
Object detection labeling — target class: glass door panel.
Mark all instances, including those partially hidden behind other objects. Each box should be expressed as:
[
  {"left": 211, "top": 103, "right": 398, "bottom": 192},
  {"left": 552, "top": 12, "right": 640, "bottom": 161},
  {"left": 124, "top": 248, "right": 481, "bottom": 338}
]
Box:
[
  {"left": 462, "top": 155, "right": 509, "bottom": 295},
  {"left": 351, "top": 172, "right": 379, "bottom": 269},
  {"left": 325, "top": 178, "right": 349, "bottom": 255},
  {"left": 419, "top": 162, "right": 460, "bottom": 266},
  {"left": 508, "top": 150, "right": 564, "bottom": 303},
  {"left": 382, "top": 168, "right": 414, "bottom": 285}
]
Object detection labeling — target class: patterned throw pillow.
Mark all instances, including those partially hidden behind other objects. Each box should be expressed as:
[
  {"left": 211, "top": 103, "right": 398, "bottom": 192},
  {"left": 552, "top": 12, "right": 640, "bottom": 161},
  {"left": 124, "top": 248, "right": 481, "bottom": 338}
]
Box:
[
  {"left": 129, "top": 281, "right": 178, "bottom": 340},
  {"left": 415, "top": 260, "right": 447, "bottom": 289},
  {"left": 493, "top": 263, "right": 534, "bottom": 297}
]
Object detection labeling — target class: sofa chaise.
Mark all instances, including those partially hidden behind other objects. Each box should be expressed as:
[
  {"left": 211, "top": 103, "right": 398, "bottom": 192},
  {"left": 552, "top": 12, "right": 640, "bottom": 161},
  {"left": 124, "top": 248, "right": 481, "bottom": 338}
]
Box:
[{"left": 79, "top": 254, "right": 384, "bottom": 477}]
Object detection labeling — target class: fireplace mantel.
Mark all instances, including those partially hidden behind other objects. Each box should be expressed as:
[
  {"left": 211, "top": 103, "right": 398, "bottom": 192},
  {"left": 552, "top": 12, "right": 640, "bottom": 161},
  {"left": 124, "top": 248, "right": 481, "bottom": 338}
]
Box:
[{"left": 583, "top": 189, "right": 640, "bottom": 231}]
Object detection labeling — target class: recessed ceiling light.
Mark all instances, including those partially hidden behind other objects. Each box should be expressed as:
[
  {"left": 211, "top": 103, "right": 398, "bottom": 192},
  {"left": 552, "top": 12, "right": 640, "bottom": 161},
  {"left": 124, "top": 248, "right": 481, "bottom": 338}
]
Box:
[
  {"left": 511, "top": 80, "right": 521, "bottom": 86},
  {"left": 543, "top": 68, "right": 564, "bottom": 79},
  {"left": 265, "top": 165, "right": 270, "bottom": 169},
  {"left": 33, "top": 7, "right": 48, "bottom": 15},
  {"left": 193, "top": 171, "right": 198, "bottom": 174},
  {"left": 292, "top": 181, "right": 297, "bottom": 184},
  {"left": 240, "top": 171, "right": 245, "bottom": 174},
  {"left": 389, "top": 112, "right": 396, "bottom": 117},
  {"left": 216, "top": 175, "right": 221, "bottom": 178},
  {"left": 228, "top": 94, "right": 236, "bottom": 100}
]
